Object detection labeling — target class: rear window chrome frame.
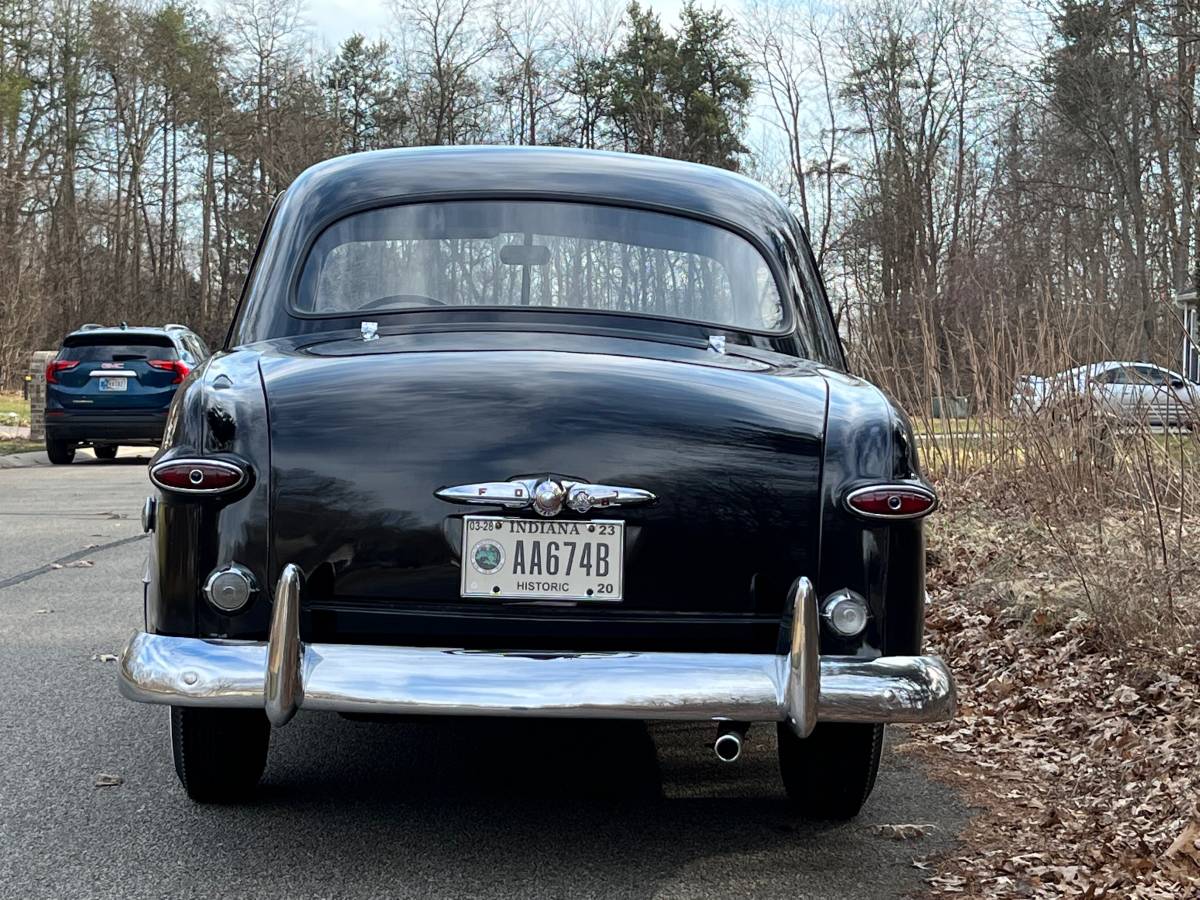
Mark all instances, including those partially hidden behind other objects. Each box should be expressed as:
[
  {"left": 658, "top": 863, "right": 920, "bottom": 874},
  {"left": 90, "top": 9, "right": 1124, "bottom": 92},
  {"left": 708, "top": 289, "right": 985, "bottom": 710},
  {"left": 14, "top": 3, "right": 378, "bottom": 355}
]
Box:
[{"left": 283, "top": 193, "right": 797, "bottom": 339}]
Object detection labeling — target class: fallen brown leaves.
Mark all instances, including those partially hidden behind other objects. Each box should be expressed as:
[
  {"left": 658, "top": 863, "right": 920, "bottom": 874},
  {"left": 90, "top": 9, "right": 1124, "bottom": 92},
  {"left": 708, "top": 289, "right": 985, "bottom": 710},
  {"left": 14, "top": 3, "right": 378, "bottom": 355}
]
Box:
[{"left": 905, "top": 484, "right": 1200, "bottom": 899}]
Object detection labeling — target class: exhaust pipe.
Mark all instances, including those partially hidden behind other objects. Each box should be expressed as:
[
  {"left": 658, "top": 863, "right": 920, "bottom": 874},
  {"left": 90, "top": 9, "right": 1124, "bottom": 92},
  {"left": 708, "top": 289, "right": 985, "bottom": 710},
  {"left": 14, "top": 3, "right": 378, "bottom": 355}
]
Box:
[{"left": 713, "top": 722, "right": 749, "bottom": 763}]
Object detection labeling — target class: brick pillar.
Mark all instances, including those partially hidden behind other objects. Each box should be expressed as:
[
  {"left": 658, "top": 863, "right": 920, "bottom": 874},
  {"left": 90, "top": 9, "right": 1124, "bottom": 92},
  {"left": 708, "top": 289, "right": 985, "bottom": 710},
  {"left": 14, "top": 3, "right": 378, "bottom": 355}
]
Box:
[{"left": 29, "top": 351, "right": 56, "bottom": 441}]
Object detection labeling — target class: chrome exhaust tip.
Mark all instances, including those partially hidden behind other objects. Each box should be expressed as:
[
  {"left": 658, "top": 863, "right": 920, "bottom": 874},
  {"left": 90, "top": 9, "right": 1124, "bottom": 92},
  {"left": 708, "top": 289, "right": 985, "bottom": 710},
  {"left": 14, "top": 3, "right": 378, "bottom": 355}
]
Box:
[{"left": 714, "top": 731, "right": 742, "bottom": 763}]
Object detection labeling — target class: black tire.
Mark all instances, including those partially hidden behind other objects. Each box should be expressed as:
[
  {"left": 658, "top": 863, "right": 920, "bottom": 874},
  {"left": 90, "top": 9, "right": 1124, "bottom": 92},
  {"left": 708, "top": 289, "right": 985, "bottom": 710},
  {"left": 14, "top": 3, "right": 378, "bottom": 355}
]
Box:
[
  {"left": 170, "top": 707, "right": 270, "bottom": 803},
  {"left": 777, "top": 721, "right": 884, "bottom": 820},
  {"left": 45, "top": 437, "right": 75, "bottom": 465},
  {"left": 93, "top": 444, "right": 118, "bottom": 460}
]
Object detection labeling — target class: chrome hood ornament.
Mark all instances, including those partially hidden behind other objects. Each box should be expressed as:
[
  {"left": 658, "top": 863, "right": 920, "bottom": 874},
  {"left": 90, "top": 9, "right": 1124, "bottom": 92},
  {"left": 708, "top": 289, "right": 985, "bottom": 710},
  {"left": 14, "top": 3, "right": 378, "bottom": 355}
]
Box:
[{"left": 435, "top": 477, "right": 655, "bottom": 517}]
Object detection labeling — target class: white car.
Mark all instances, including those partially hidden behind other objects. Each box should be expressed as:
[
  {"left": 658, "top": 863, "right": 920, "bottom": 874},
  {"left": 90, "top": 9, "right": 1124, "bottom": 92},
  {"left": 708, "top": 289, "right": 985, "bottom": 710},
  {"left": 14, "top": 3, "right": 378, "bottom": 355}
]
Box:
[{"left": 1011, "top": 361, "right": 1198, "bottom": 426}]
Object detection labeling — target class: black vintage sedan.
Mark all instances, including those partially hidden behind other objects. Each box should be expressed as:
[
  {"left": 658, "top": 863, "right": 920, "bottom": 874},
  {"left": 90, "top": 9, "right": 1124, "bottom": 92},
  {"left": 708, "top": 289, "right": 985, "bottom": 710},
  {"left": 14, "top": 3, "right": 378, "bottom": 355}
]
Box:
[{"left": 119, "top": 147, "right": 956, "bottom": 817}]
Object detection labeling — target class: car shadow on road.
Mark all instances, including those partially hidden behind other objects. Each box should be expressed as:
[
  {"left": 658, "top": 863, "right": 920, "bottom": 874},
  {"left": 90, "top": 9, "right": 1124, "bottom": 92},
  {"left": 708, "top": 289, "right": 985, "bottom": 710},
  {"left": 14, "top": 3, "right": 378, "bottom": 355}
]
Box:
[
  {"left": 266, "top": 716, "right": 670, "bottom": 804},
  {"left": 75, "top": 453, "right": 154, "bottom": 466},
  {"left": 164, "top": 714, "right": 968, "bottom": 898}
]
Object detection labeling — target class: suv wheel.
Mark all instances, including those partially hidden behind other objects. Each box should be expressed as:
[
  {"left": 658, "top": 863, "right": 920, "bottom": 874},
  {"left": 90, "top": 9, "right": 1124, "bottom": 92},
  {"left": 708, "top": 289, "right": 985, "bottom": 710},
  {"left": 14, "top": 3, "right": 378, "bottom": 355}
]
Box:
[
  {"left": 93, "top": 444, "right": 118, "bottom": 460},
  {"left": 777, "top": 721, "right": 884, "bottom": 820},
  {"left": 45, "top": 438, "right": 75, "bottom": 465},
  {"left": 170, "top": 707, "right": 271, "bottom": 803}
]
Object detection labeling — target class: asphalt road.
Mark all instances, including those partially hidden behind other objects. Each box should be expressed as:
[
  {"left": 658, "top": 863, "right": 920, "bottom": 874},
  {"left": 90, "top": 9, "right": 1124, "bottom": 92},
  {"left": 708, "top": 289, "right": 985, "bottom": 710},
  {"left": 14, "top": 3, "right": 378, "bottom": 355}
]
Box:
[{"left": 0, "top": 452, "right": 967, "bottom": 899}]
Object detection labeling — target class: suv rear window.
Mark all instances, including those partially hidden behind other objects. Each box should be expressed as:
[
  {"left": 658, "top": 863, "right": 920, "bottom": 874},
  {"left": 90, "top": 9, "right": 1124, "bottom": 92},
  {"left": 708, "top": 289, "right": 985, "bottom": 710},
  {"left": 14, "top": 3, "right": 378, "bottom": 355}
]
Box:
[{"left": 59, "top": 334, "right": 177, "bottom": 362}]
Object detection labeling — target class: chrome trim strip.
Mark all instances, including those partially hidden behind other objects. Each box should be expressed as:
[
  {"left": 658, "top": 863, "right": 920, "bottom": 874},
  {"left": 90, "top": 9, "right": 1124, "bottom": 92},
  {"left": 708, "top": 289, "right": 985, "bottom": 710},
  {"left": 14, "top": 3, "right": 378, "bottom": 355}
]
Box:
[
  {"left": 264, "top": 564, "right": 303, "bottom": 726},
  {"left": 844, "top": 483, "right": 939, "bottom": 521},
  {"left": 564, "top": 482, "right": 656, "bottom": 514},
  {"left": 435, "top": 480, "right": 534, "bottom": 508},
  {"left": 117, "top": 568, "right": 957, "bottom": 727},
  {"left": 88, "top": 370, "right": 138, "bottom": 378},
  {"left": 436, "top": 477, "right": 656, "bottom": 515},
  {"left": 149, "top": 457, "right": 248, "bottom": 495}
]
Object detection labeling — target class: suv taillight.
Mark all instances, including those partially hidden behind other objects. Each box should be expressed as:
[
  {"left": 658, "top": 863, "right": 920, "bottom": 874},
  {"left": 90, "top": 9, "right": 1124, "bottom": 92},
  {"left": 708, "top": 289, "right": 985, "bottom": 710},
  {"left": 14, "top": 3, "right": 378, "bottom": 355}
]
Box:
[
  {"left": 148, "top": 359, "right": 191, "bottom": 384},
  {"left": 45, "top": 360, "right": 79, "bottom": 383}
]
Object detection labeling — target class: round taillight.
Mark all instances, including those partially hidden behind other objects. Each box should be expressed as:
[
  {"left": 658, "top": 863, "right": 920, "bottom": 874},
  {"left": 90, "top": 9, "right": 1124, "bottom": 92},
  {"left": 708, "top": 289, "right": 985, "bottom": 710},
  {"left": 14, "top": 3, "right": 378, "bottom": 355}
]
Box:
[
  {"left": 845, "top": 484, "right": 937, "bottom": 520},
  {"left": 150, "top": 458, "right": 247, "bottom": 494}
]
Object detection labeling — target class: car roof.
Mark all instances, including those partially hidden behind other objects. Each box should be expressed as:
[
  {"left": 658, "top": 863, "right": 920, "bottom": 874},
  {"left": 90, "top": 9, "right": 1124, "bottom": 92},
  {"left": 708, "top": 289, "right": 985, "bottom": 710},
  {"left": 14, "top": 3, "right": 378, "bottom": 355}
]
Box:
[
  {"left": 229, "top": 145, "right": 827, "bottom": 353},
  {"left": 274, "top": 146, "right": 797, "bottom": 251},
  {"left": 1058, "top": 361, "right": 1178, "bottom": 379},
  {"left": 63, "top": 326, "right": 186, "bottom": 342}
]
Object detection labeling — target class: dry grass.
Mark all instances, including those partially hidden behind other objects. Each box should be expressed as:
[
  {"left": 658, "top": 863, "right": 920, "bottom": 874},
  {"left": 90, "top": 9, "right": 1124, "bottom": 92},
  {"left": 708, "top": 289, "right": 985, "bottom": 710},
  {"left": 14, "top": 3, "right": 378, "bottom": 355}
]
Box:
[
  {"left": 857, "top": 295, "right": 1200, "bottom": 647},
  {"left": 926, "top": 478, "right": 1199, "bottom": 648},
  {"left": 852, "top": 302, "right": 1200, "bottom": 894},
  {"left": 0, "top": 438, "right": 39, "bottom": 455},
  {"left": 914, "top": 411, "right": 1200, "bottom": 648},
  {"left": 0, "top": 391, "right": 30, "bottom": 427}
]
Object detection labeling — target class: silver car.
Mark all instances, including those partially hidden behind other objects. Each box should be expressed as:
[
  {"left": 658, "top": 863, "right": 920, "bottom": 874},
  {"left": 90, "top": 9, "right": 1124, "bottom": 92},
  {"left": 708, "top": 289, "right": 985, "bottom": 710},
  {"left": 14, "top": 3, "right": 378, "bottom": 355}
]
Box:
[{"left": 1011, "top": 361, "right": 1198, "bottom": 426}]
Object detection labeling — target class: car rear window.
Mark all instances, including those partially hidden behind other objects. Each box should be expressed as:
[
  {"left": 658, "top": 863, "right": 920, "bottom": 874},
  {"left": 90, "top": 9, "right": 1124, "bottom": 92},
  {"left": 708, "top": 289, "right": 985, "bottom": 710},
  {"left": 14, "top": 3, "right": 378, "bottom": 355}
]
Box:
[
  {"left": 296, "top": 200, "right": 787, "bottom": 333},
  {"left": 59, "top": 334, "right": 177, "bottom": 362}
]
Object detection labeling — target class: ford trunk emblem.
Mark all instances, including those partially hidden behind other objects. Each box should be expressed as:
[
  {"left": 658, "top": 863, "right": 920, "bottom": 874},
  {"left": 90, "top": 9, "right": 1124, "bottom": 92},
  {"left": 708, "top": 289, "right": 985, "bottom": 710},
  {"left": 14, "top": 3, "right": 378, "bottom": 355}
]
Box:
[{"left": 435, "top": 477, "right": 655, "bottom": 517}]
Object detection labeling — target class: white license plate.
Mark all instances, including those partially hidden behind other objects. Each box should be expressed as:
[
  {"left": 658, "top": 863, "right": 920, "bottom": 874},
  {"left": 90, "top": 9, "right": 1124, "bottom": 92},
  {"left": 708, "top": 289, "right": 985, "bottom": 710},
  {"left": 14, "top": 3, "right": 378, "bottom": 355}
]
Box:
[
  {"left": 98, "top": 377, "right": 127, "bottom": 392},
  {"left": 461, "top": 516, "right": 624, "bottom": 601}
]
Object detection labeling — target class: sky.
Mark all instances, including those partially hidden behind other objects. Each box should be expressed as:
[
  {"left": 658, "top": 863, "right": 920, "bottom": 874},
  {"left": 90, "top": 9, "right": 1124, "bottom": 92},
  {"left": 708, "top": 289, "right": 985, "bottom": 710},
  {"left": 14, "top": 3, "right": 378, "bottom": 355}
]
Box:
[
  {"left": 205, "top": 0, "right": 691, "bottom": 51},
  {"left": 302, "top": 0, "right": 391, "bottom": 45}
]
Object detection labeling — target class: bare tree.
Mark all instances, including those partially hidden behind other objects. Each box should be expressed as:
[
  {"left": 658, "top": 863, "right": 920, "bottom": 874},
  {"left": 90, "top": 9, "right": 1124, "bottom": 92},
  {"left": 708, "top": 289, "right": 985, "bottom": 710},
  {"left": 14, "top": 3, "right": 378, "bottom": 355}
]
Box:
[
  {"left": 556, "top": 0, "right": 620, "bottom": 149},
  {"left": 390, "top": 0, "right": 494, "bottom": 145},
  {"left": 491, "top": 0, "right": 567, "bottom": 145},
  {"left": 743, "top": 0, "right": 842, "bottom": 264}
]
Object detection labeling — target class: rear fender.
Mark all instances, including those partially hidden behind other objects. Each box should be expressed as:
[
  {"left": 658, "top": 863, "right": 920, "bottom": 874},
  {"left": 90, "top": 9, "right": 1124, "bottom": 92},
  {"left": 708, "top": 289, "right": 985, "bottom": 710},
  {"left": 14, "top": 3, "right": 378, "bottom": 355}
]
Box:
[
  {"left": 816, "top": 371, "right": 930, "bottom": 658},
  {"left": 147, "top": 351, "right": 272, "bottom": 639}
]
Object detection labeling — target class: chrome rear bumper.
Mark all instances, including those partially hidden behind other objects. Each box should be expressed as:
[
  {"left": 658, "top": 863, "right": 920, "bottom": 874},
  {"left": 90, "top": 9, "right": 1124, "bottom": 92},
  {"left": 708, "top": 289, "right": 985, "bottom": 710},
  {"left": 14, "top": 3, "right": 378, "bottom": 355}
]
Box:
[{"left": 118, "top": 567, "right": 956, "bottom": 736}]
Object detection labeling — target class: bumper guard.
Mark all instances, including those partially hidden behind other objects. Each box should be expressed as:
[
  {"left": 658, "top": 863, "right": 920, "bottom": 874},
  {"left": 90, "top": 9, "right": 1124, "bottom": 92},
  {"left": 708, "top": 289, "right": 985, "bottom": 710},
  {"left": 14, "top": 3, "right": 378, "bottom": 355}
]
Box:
[{"left": 118, "top": 567, "right": 956, "bottom": 735}]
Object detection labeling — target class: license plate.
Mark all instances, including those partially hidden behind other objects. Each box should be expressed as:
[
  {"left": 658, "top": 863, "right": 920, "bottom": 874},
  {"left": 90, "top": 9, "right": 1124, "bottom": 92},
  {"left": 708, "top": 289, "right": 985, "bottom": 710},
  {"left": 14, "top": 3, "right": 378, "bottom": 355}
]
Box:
[
  {"left": 461, "top": 516, "right": 624, "bottom": 601},
  {"left": 98, "top": 377, "right": 127, "bottom": 392}
]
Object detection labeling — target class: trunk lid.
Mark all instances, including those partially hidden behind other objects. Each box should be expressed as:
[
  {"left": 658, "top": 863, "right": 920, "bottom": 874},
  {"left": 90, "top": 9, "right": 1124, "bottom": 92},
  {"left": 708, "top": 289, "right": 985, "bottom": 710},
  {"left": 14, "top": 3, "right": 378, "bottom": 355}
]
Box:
[{"left": 262, "top": 332, "right": 826, "bottom": 629}]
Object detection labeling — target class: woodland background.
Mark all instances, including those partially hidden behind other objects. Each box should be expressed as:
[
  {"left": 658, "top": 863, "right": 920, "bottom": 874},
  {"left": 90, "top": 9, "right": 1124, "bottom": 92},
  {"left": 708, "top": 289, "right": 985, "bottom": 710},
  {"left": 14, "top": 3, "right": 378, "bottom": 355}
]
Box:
[
  {"left": 2, "top": 0, "right": 1199, "bottom": 407},
  {"left": 5, "top": 2, "right": 1200, "bottom": 892}
]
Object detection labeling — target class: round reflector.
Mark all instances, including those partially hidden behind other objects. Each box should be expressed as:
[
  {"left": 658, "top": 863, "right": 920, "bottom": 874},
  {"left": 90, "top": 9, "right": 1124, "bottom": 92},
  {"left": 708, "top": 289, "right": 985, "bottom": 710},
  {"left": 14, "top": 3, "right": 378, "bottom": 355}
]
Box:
[
  {"left": 203, "top": 564, "right": 256, "bottom": 612},
  {"left": 823, "top": 591, "right": 869, "bottom": 637}
]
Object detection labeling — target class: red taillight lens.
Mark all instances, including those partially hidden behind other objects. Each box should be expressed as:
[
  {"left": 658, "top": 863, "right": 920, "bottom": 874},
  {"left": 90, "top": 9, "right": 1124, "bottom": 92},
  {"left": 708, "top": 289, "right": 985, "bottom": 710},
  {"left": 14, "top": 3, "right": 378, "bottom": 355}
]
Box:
[
  {"left": 845, "top": 485, "right": 937, "bottom": 520},
  {"left": 148, "top": 359, "right": 191, "bottom": 383},
  {"left": 150, "top": 459, "right": 247, "bottom": 493},
  {"left": 45, "top": 360, "right": 79, "bottom": 383}
]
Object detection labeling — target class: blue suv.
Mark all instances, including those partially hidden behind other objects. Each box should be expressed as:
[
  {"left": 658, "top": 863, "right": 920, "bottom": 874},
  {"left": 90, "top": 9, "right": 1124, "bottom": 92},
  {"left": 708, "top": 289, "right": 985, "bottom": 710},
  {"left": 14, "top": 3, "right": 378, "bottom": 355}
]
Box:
[{"left": 44, "top": 324, "right": 210, "bottom": 464}]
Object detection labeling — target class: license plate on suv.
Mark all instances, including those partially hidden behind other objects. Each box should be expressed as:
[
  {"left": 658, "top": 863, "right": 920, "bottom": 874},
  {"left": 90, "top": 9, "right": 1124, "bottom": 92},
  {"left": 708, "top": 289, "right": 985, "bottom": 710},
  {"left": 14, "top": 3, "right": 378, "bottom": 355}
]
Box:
[
  {"left": 460, "top": 516, "right": 624, "bottom": 601},
  {"left": 98, "top": 377, "right": 127, "bottom": 392}
]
